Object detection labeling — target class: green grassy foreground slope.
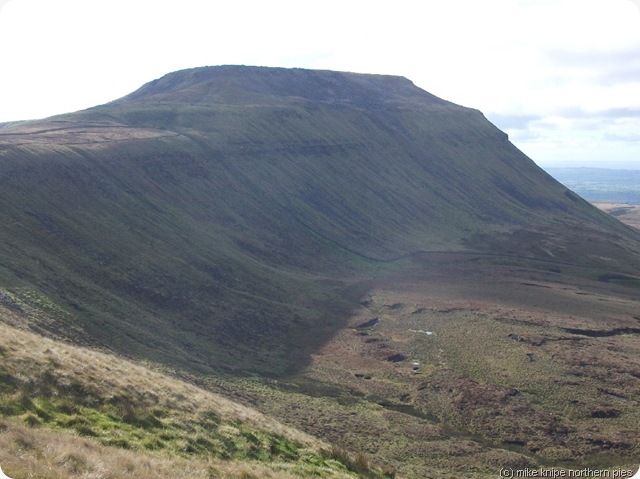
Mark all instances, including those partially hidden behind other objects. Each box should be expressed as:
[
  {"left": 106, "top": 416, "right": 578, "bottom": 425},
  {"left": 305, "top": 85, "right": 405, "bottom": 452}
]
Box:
[{"left": 0, "top": 315, "right": 393, "bottom": 479}]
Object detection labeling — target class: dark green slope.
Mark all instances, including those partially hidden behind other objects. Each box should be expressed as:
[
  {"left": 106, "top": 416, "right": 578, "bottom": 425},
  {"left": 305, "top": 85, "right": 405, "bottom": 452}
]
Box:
[{"left": 0, "top": 66, "right": 638, "bottom": 375}]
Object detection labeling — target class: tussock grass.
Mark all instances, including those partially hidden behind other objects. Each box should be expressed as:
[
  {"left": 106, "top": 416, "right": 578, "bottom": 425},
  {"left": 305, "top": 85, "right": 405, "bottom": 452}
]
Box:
[
  {"left": 0, "top": 417, "right": 361, "bottom": 479},
  {"left": 0, "top": 320, "right": 314, "bottom": 444},
  {"left": 0, "top": 320, "right": 390, "bottom": 478}
]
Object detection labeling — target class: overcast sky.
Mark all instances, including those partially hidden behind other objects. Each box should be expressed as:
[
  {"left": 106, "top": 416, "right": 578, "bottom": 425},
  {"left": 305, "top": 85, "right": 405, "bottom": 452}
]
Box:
[{"left": 1, "top": 0, "right": 639, "bottom": 168}]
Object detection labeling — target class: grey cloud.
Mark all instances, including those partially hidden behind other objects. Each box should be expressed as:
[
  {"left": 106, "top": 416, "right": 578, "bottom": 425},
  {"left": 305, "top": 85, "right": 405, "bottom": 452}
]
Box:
[
  {"left": 552, "top": 107, "right": 640, "bottom": 125},
  {"left": 530, "top": 106, "right": 640, "bottom": 123},
  {"left": 596, "top": 63, "right": 640, "bottom": 86},
  {"left": 603, "top": 132, "right": 640, "bottom": 142},
  {"left": 504, "top": 129, "right": 542, "bottom": 142},
  {"left": 488, "top": 107, "right": 640, "bottom": 151},
  {"left": 489, "top": 108, "right": 640, "bottom": 131},
  {"left": 595, "top": 107, "right": 640, "bottom": 119},
  {"left": 485, "top": 113, "right": 541, "bottom": 131}
]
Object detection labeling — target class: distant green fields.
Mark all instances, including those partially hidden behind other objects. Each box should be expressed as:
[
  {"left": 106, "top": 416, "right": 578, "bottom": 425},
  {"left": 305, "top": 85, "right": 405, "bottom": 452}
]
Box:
[{"left": 545, "top": 167, "right": 640, "bottom": 204}]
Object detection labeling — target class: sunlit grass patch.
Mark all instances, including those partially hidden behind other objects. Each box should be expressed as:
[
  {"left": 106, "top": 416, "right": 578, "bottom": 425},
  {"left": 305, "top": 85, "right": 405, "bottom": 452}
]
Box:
[{"left": 0, "top": 321, "right": 394, "bottom": 478}]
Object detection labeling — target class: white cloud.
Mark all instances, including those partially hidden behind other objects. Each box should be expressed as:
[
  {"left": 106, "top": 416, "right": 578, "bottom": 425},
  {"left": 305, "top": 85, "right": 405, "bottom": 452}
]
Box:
[
  {"left": 627, "top": 0, "right": 640, "bottom": 12},
  {"left": 0, "top": 0, "right": 13, "bottom": 12}
]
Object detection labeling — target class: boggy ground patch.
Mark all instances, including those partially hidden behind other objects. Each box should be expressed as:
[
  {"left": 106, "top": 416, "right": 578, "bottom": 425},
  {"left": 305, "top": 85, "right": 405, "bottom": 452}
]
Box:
[{"left": 250, "top": 260, "right": 640, "bottom": 478}]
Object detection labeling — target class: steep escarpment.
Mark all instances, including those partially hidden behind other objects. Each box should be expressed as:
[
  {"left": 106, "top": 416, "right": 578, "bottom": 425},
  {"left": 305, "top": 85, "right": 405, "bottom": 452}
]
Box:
[{"left": 0, "top": 66, "right": 638, "bottom": 378}]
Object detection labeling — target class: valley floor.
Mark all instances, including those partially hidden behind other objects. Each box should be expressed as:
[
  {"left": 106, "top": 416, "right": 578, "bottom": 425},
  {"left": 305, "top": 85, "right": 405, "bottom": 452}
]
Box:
[
  {"left": 211, "top": 253, "right": 640, "bottom": 478},
  {"left": 593, "top": 202, "right": 640, "bottom": 230},
  {"left": 1, "top": 252, "right": 639, "bottom": 479}
]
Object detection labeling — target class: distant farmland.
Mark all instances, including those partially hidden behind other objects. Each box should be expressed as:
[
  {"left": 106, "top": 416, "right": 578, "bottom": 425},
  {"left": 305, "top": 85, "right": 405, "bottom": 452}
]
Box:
[{"left": 545, "top": 167, "right": 640, "bottom": 204}]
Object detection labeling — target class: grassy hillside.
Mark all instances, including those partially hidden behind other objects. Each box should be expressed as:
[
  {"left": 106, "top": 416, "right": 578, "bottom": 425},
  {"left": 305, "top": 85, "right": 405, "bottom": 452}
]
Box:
[
  {"left": 0, "top": 314, "right": 394, "bottom": 479},
  {"left": 1, "top": 66, "right": 638, "bottom": 378},
  {"left": 1, "top": 66, "right": 640, "bottom": 477}
]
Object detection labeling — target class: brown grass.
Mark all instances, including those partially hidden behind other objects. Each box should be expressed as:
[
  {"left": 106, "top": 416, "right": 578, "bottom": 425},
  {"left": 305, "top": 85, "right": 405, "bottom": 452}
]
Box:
[
  {"left": 0, "top": 318, "right": 317, "bottom": 446},
  {"left": 0, "top": 417, "right": 351, "bottom": 479},
  {"left": 0, "top": 317, "right": 372, "bottom": 479},
  {"left": 593, "top": 202, "right": 640, "bottom": 230}
]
